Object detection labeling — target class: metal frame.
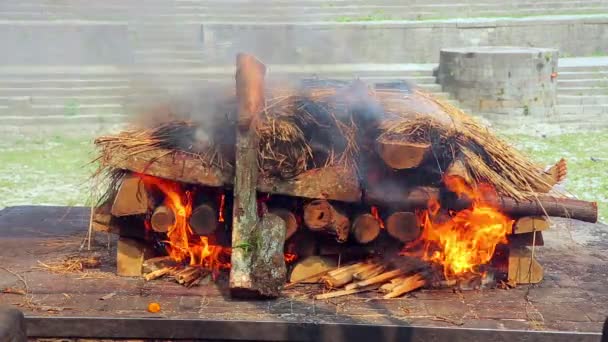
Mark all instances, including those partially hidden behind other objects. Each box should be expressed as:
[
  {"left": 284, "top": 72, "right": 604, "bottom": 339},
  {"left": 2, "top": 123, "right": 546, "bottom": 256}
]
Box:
[{"left": 26, "top": 316, "right": 601, "bottom": 342}]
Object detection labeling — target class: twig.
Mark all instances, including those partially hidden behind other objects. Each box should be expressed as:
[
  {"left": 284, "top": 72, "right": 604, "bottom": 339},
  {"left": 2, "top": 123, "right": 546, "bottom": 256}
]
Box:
[{"left": 315, "top": 284, "right": 379, "bottom": 300}]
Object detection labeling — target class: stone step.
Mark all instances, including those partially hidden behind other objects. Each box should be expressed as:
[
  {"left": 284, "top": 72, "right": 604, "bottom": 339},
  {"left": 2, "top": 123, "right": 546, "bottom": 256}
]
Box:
[
  {"left": 557, "top": 104, "right": 608, "bottom": 115},
  {"left": 558, "top": 65, "right": 608, "bottom": 73},
  {"left": 0, "top": 79, "right": 130, "bottom": 88},
  {"left": 557, "top": 87, "right": 608, "bottom": 96},
  {"left": 1, "top": 113, "right": 128, "bottom": 126},
  {"left": 0, "top": 86, "right": 132, "bottom": 97},
  {"left": 0, "top": 103, "right": 125, "bottom": 116},
  {"left": 558, "top": 79, "right": 608, "bottom": 88},
  {"left": 0, "top": 95, "right": 127, "bottom": 106},
  {"left": 556, "top": 71, "right": 608, "bottom": 80},
  {"left": 557, "top": 95, "right": 608, "bottom": 105}
]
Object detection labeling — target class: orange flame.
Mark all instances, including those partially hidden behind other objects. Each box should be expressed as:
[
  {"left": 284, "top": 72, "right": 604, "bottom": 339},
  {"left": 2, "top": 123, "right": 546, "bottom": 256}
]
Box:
[
  {"left": 371, "top": 206, "right": 385, "bottom": 229},
  {"left": 218, "top": 194, "right": 225, "bottom": 223},
  {"left": 137, "top": 174, "right": 229, "bottom": 274},
  {"left": 137, "top": 174, "right": 297, "bottom": 275},
  {"left": 404, "top": 175, "right": 513, "bottom": 279}
]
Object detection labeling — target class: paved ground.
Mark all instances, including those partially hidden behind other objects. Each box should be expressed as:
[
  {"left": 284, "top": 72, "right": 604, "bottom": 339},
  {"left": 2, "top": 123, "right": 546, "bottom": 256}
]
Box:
[{"left": 0, "top": 206, "right": 606, "bottom": 339}]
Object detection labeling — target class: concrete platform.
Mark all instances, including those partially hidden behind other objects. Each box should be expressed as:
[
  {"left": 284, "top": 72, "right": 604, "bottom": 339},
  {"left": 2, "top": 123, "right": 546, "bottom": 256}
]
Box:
[{"left": 0, "top": 206, "right": 606, "bottom": 340}]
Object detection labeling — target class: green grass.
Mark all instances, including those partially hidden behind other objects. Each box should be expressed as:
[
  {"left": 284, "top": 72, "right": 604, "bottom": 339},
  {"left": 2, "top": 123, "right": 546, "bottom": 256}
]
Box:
[
  {"left": 1, "top": 129, "right": 605, "bottom": 222},
  {"left": 0, "top": 132, "right": 96, "bottom": 208}
]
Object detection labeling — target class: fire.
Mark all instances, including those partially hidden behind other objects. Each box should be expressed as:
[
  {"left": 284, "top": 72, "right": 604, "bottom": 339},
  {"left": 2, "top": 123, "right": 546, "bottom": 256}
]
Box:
[
  {"left": 137, "top": 174, "right": 298, "bottom": 275},
  {"left": 371, "top": 206, "right": 385, "bottom": 229},
  {"left": 218, "top": 194, "right": 225, "bottom": 223},
  {"left": 404, "top": 175, "right": 513, "bottom": 279},
  {"left": 137, "top": 174, "right": 229, "bottom": 274}
]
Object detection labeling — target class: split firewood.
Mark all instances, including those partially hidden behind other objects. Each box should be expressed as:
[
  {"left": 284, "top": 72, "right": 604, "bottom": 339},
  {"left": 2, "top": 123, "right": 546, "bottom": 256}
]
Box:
[
  {"left": 385, "top": 212, "right": 420, "bottom": 243},
  {"left": 175, "top": 266, "right": 203, "bottom": 285},
  {"left": 351, "top": 213, "right": 381, "bottom": 244},
  {"left": 150, "top": 205, "right": 174, "bottom": 233},
  {"left": 378, "top": 276, "right": 408, "bottom": 293},
  {"left": 289, "top": 256, "right": 337, "bottom": 284},
  {"left": 322, "top": 262, "right": 369, "bottom": 288},
  {"left": 142, "top": 256, "right": 178, "bottom": 273},
  {"left": 383, "top": 273, "right": 426, "bottom": 299},
  {"left": 513, "top": 216, "right": 549, "bottom": 234},
  {"left": 143, "top": 267, "right": 174, "bottom": 281},
  {"left": 314, "top": 284, "right": 380, "bottom": 300},
  {"left": 376, "top": 139, "right": 430, "bottom": 169},
  {"left": 189, "top": 202, "right": 219, "bottom": 236},
  {"left": 111, "top": 174, "right": 151, "bottom": 216},
  {"left": 353, "top": 264, "right": 385, "bottom": 280},
  {"left": 269, "top": 208, "right": 298, "bottom": 240},
  {"left": 327, "top": 262, "right": 366, "bottom": 278},
  {"left": 322, "top": 271, "right": 354, "bottom": 289},
  {"left": 508, "top": 246, "right": 544, "bottom": 285},
  {"left": 303, "top": 200, "right": 350, "bottom": 242},
  {"left": 345, "top": 269, "right": 404, "bottom": 290}
]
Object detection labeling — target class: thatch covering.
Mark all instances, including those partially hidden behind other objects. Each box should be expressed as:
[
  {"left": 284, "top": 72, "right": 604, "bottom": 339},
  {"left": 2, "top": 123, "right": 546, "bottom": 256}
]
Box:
[{"left": 94, "top": 80, "right": 556, "bottom": 201}]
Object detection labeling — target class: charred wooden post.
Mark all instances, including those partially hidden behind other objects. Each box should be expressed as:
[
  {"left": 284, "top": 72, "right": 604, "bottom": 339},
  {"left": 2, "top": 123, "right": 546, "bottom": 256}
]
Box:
[
  {"left": 189, "top": 201, "right": 219, "bottom": 236},
  {"left": 230, "top": 53, "right": 285, "bottom": 298},
  {"left": 351, "top": 213, "right": 381, "bottom": 244},
  {"left": 385, "top": 211, "right": 420, "bottom": 243},
  {"left": 303, "top": 200, "right": 350, "bottom": 242},
  {"left": 150, "top": 205, "right": 174, "bottom": 233}
]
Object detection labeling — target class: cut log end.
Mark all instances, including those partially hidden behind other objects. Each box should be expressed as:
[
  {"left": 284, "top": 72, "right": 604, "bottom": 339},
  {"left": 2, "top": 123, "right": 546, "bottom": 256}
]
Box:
[
  {"left": 189, "top": 203, "right": 219, "bottom": 236},
  {"left": 270, "top": 208, "right": 298, "bottom": 240},
  {"left": 351, "top": 213, "right": 381, "bottom": 244},
  {"left": 303, "top": 200, "right": 350, "bottom": 243},
  {"left": 386, "top": 212, "right": 420, "bottom": 243},
  {"left": 376, "top": 140, "right": 430, "bottom": 169},
  {"left": 150, "top": 205, "right": 174, "bottom": 233}
]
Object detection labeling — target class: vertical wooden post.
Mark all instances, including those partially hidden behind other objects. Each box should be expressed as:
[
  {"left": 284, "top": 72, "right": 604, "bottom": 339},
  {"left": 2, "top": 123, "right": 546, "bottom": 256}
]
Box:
[{"left": 230, "top": 53, "right": 286, "bottom": 297}]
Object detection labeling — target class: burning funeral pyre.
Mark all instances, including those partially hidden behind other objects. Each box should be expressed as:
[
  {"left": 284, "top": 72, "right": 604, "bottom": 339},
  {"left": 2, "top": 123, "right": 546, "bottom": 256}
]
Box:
[{"left": 91, "top": 54, "right": 598, "bottom": 299}]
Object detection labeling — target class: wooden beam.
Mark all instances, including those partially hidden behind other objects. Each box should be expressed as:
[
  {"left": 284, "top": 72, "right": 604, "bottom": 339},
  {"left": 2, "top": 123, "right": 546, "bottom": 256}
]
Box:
[
  {"left": 508, "top": 246, "right": 543, "bottom": 285},
  {"left": 258, "top": 166, "right": 361, "bottom": 203},
  {"left": 111, "top": 174, "right": 151, "bottom": 217},
  {"left": 513, "top": 216, "right": 550, "bottom": 234},
  {"left": 98, "top": 145, "right": 231, "bottom": 187}
]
